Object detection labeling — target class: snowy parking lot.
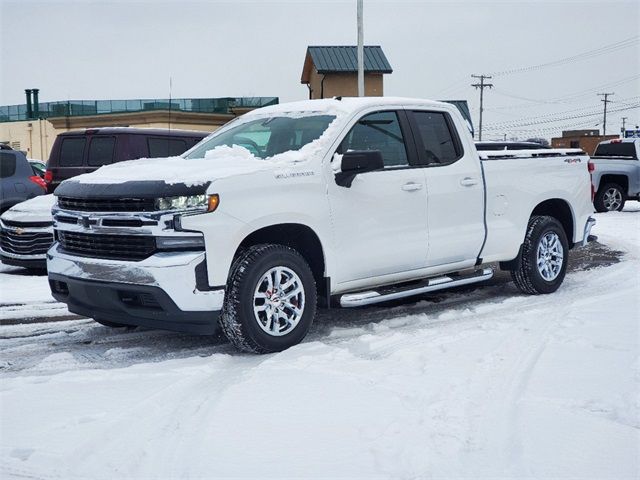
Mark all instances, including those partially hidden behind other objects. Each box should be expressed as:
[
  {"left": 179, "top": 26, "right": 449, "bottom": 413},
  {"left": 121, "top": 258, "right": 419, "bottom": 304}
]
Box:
[{"left": 1, "top": 205, "right": 638, "bottom": 479}]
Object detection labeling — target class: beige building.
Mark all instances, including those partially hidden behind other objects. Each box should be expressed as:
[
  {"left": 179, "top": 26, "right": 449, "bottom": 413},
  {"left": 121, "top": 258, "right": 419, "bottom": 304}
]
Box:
[
  {"left": 551, "top": 129, "right": 618, "bottom": 155},
  {"left": 301, "top": 46, "right": 392, "bottom": 99},
  {"left": 0, "top": 97, "right": 277, "bottom": 160}
]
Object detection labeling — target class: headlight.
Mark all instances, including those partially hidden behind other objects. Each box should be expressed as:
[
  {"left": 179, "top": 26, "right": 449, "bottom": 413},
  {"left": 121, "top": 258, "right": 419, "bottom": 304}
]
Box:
[{"left": 155, "top": 194, "right": 219, "bottom": 212}]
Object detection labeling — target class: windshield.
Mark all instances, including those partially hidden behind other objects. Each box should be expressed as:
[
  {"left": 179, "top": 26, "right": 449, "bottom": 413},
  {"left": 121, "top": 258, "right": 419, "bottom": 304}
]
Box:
[
  {"left": 593, "top": 142, "right": 637, "bottom": 159},
  {"left": 185, "top": 114, "right": 336, "bottom": 160}
]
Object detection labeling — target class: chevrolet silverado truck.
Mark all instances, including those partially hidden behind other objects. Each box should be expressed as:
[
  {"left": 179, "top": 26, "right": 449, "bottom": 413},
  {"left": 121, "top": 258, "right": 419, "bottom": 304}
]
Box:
[
  {"left": 47, "top": 97, "right": 595, "bottom": 353},
  {"left": 590, "top": 138, "right": 640, "bottom": 212}
]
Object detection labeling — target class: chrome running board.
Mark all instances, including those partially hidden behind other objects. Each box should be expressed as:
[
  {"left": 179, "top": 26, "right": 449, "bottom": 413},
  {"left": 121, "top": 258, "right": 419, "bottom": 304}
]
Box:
[{"left": 340, "top": 268, "right": 494, "bottom": 307}]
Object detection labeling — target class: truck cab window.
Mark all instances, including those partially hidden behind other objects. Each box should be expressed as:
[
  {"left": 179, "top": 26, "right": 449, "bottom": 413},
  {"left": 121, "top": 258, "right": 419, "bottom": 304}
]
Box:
[
  {"left": 340, "top": 111, "right": 408, "bottom": 167},
  {"left": 412, "top": 111, "right": 461, "bottom": 165}
]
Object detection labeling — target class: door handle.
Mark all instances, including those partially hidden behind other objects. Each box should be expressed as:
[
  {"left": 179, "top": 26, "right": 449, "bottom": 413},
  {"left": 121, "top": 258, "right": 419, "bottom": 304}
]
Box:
[
  {"left": 460, "top": 177, "right": 478, "bottom": 187},
  {"left": 401, "top": 182, "right": 423, "bottom": 192}
]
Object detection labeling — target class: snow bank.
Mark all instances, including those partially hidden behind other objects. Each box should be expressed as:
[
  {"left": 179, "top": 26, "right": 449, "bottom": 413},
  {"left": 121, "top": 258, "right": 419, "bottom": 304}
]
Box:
[{"left": 0, "top": 205, "right": 638, "bottom": 479}]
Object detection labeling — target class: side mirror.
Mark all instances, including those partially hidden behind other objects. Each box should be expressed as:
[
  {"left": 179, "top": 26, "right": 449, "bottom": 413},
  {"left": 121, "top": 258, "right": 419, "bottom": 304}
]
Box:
[{"left": 335, "top": 150, "right": 384, "bottom": 187}]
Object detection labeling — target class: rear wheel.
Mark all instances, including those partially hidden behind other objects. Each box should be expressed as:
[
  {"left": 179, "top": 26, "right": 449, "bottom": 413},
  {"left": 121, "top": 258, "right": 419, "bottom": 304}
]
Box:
[
  {"left": 511, "top": 215, "right": 569, "bottom": 295},
  {"left": 594, "top": 183, "right": 625, "bottom": 212},
  {"left": 220, "top": 244, "right": 317, "bottom": 353}
]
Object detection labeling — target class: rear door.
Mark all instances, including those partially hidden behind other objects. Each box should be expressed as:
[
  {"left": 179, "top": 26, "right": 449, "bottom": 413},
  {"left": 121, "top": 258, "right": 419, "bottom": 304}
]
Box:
[{"left": 408, "top": 110, "right": 485, "bottom": 267}]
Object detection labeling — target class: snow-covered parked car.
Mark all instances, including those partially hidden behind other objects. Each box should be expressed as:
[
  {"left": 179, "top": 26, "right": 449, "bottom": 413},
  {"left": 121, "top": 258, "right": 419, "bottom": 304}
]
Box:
[
  {"left": 590, "top": 138, "right": 640, "bottom": 212},
  {"left": 0, "top": 194, "right": 55, "bottom": 271},
  {"left": 47, "top": 97, "right": 596, "bottom": 353}
]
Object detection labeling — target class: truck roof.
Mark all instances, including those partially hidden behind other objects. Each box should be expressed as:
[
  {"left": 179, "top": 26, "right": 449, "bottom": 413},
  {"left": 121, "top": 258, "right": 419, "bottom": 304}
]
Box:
[
  {"left": 249, "top": 97, "right": 452, "bottom": 117},
  {"left": 598, "top": 137, "right": 639, "bottom": 145},
  {"left": 57, "top": 127, "right": 209, "bottom": 138}
]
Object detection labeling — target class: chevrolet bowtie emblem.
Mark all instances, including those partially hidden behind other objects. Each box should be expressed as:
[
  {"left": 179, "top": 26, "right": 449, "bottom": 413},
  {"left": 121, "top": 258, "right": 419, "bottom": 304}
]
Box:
[
  {"left": 15, "top": 227, "right": 25, "bottom": 235},
  {"left": 81, "top": 216, "right": 91, "bottom": 228}
]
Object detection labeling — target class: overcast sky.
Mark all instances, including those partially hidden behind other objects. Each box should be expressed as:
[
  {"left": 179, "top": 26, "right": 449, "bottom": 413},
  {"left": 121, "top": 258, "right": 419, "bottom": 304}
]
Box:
[{"left": 1, "top": 0, "right": 639, "bottom": 139}]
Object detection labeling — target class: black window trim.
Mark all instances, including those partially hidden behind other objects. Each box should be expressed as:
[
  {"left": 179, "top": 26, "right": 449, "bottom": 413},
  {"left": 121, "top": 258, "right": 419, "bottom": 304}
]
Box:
[
  {"left": 335, "top": 109, "right": 421, "bottom": 171},
  {"left": 407, "top": 109, "right": 465, "bottom": 167},
  {"left": 87, "top": 135, "right": 117, "bottom": 166}
]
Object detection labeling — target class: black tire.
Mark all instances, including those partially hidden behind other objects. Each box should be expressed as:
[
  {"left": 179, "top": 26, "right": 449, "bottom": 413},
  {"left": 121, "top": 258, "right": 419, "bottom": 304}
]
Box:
[
  {"left": 594, "top": 183, "right": 626, "bottom": 212},
  {"left": 220, "top": 244, "right": 317, "bottom": 354},
  {"left": 511, "top": 215, "right": 569, "bottom": 295},
  {"left": 93, "top": 318, "right": 130, "bottom": 328}
]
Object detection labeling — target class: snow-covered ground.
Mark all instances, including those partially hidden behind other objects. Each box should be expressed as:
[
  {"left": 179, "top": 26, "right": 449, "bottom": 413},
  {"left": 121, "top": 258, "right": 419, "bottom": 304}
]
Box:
[{"left": 1, "top": 205, "right": 638, "bottom": 479}]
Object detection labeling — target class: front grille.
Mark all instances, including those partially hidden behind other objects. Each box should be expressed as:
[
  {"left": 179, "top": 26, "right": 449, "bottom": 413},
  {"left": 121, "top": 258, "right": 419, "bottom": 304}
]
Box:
[
  {"left": 57, "top": 231, "right": 156, "bottom": 261},
  {"left": 58, "top": 197, "right": 157, "bottom": 212},
  {"left": 2, "top": 219, "right": 52, "bottom": 228},
  {"left": 0, "top": 227, "right": 53, "bottom": 256}
]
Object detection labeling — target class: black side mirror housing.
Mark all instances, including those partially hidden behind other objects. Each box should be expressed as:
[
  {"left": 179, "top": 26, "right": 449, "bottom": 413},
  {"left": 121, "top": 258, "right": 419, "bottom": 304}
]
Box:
[{"left": 335, "top": 150, "right": 384, "bottom": 187}]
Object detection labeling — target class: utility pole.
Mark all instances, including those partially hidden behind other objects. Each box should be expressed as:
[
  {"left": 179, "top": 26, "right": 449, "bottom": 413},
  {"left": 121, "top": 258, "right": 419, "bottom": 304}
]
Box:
[
  {"left": 471, "top": 74, "right": 493, "bottom": 141},
  {"left": 598, "top": 92, "right": 614, "bottom": 136},
  {"left": 357, "top": 0, "right": 364, "bottom": 97},
  {"left": 621, "top": 116, "right": 628, "bottom": 138}
]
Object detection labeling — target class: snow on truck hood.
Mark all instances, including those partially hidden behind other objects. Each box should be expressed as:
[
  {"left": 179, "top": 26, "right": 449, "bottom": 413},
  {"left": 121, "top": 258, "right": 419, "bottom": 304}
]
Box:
[
  {"left": 1, "top": 194, "right": 55, "bottom": 223},
  {"left": 72, "top": 145, "right": 274, "bottom": 187}
]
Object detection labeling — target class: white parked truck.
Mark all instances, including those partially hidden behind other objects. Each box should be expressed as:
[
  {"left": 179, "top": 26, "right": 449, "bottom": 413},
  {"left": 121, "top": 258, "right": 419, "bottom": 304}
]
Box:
[{"left": 48, "top": 98, "right": 595, "bottom": 353}]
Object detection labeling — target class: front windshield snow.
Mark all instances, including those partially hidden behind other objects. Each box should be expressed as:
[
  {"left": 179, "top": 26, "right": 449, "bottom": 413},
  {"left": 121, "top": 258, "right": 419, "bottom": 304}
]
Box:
[{"left": 185, "top": 114, "right": 336, "bottom": 160}]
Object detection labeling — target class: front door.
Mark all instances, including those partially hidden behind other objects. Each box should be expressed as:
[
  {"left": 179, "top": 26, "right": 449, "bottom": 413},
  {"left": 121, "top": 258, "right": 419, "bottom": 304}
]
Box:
[{"left": 327, "top": 110, "right": 429, "bottom": 285}]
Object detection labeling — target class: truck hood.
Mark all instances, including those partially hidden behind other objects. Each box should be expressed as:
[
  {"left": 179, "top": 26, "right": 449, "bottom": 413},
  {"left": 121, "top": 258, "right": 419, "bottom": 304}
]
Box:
[
  {"left": 1, "top": 194, "right": 55, "bottom": 224},
  {"left": 55, "top": 145, "right": 279, "bottom": 199}
]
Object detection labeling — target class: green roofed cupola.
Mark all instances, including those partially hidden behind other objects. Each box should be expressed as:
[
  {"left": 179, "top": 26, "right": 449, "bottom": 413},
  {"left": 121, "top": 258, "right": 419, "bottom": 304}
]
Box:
[{"left": 301, "top": 46, "right": 393, "bottom": 99}]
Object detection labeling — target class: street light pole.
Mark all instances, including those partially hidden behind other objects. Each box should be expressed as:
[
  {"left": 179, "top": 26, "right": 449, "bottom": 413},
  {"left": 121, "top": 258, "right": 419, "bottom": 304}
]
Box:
[{"left": 357, "top": 0, "right": 364, "bottom": 97}]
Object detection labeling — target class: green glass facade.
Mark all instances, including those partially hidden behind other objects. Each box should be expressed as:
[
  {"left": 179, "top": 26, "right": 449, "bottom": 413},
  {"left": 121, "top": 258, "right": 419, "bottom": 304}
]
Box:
[{"left": 0, "top": 97, "right": 279, "bottom": 122}]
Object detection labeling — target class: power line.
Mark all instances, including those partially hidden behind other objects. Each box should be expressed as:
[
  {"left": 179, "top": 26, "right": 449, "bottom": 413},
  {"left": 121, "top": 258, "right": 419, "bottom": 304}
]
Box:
[
  {"left": 490, "top": 35, "right": 638, "bottom": 77},
  {"left": 471, "top": 74, "right": 493, "bottom": 140},
  {"left": 483, "top": 102, "right": 640, "bottom": 131},
  {"left": 598, "top": 92, "right": 614, "bottom": 135}
]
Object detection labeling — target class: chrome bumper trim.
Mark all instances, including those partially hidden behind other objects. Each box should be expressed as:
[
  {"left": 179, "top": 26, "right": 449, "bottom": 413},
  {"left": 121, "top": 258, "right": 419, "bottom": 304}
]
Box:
[{"left": 47, "top": 244, "right": 224, "bottom": 311}]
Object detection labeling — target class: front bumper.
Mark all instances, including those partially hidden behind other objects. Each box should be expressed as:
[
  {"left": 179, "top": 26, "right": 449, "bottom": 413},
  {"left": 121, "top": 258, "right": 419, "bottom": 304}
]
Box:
[
  {"left": 47, "top": 244, "right": 224, "bottom": 334},
  {"left": 0, "top": 219, "right": 53, "bottom": 270}
]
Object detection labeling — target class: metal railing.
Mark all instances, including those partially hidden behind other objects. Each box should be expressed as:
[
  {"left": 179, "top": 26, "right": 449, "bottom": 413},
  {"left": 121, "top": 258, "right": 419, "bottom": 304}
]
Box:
[{"left": 0, "top": 97, "right": 279, "bottom": 122}]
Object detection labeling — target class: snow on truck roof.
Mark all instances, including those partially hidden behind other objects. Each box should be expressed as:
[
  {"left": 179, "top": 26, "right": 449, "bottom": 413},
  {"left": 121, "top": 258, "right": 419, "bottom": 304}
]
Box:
[{"left": 245, "top": 97, "right": 454, "bottom": 117}]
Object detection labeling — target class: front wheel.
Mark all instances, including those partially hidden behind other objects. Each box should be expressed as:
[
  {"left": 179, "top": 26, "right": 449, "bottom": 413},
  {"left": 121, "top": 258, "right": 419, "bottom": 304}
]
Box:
[
  {"left": 511, "top": 215, "right": 569, "bottom": 295},
  {"left": 594, "top": 183, "right": 625, "bottom": 212},
  {"left": 220, "top": 244, "right": 317, "bottom": 353}
]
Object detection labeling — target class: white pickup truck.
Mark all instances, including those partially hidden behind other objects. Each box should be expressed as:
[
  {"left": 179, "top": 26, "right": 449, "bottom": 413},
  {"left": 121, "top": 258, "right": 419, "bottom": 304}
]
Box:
[{"left": 48, "top": 97, "right": 595, "bottom": 353}]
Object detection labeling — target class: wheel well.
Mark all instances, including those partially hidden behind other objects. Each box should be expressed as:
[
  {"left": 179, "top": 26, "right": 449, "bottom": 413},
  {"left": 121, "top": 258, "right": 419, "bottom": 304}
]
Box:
[
  {"left": 531, "top": 199, "right": 574, "bottom": 247},
  {"left": 236, "top": 223, "right": 327, "bottom": 299},
  {"left": 599, "top": 174, "right": 628, "bottom": 193}
]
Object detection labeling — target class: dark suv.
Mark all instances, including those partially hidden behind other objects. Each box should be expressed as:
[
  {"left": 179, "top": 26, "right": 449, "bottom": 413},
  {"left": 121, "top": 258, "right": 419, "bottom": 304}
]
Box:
[
  {"left": 45, "top": 127, "right": 209, "bottom": 193},
  {"left": 1, "top": 150, "right": 47, "bottom": 213}
]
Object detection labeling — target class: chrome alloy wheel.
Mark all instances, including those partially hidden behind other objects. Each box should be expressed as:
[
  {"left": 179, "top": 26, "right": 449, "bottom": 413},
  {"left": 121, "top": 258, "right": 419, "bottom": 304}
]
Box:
[
  {"left": 253, "top": 266, "right": 305, "bottom": 337},
  {"left": 536, "top": 232, "right": 564, "bottom": 281},
  {"left": 603, "top": 187, "right": 623, "bottom": 211}
]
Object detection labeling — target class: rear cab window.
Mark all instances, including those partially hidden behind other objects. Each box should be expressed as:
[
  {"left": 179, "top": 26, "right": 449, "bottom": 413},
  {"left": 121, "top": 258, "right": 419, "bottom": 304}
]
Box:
[
  {"left": 87, "top": 136, "right": 116, "bottom": 166},
  {"left": 409, "top": 111, "right": 463, "bottom": 166},
  {"left": 594, "top": 142, "right": 637, "bottom": 159},
  {"left": 59, "top": 137, "right": 86, "bottom": 166},
  {"left": 0, "top": 152, "right": 17, "bottom": 178}
]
